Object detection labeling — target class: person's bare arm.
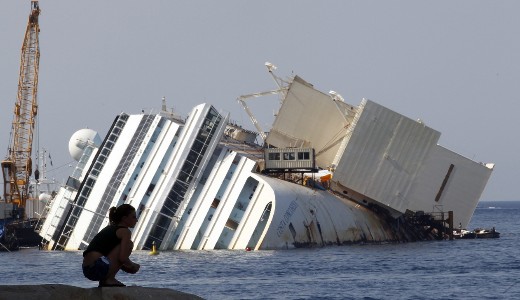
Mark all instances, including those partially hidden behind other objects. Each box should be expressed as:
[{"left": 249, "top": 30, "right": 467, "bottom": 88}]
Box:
[{"left": 117, "top": 228, "right": 140, "bottom": 272}]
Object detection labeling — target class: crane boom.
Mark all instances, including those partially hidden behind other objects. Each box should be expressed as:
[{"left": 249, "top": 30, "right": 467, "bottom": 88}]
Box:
[
  {"left": 237, "top": 89, "right": 285, "bottom": 143},
  {"left": 236, "top": 62, "right": 290, "bottom": 144},
  {"left": 1, "top": 1, "right": 41, "bottom": 214}
]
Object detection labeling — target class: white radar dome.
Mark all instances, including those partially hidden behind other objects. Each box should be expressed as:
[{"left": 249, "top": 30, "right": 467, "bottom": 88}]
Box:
[
  {"left": 69, "top": 128, "right": 102, "bottom": 161},
  {"left": 39, "top": 193, "right": 52, "bottom": 202}
]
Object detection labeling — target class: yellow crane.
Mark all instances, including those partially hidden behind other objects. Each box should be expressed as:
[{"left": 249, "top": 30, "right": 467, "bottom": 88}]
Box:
[{"left": 1, "top": 1, "right": 41, "bottom": 218}]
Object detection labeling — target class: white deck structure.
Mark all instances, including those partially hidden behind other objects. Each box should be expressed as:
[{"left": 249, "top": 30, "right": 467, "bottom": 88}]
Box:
[{"left": 266, "top": 76, "right": 493, "bottom": 228}]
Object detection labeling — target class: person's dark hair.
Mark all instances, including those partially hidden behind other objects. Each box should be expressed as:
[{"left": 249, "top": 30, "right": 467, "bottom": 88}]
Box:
[{"left": 109, "top": 204, "right": 136, "bottom": 224}]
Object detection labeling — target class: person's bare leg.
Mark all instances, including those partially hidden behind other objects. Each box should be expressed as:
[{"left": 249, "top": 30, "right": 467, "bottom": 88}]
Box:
[{"left": 101, "top": 244, "right": 124, "bottom": 285}]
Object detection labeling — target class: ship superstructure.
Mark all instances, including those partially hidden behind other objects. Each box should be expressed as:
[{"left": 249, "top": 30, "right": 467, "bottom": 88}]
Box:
[{"left": 38, "top": 68, "right": 493, "bottom": 250}]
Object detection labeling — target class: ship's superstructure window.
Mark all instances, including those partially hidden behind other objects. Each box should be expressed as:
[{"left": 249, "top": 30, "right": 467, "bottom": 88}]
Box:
[
  {"left": 144, "top": 107, "right": 222, "bottom": 249},
  {"left": 54, "top": 114, "right": 129, "bottom": 250},
  {"left": 113, "top": 127, "right": 121, "bottom": 135},
  {"left": 283, "top": 152, "right": 295, "bottom": 160},
  {"left": 146, "top": 184, "right": 155, "bottom": 196},
  {"left": 268, "top": 153, "right": 280, "bottom": 161},
  {"left": 81, "top": 114, "right": 155, "bottom": 248},
  {"left": 105, "top": 141, "right": 114, "bottom": 150},
  {"left": 298, "top": 152, "right": 310, "bottom": 160}
]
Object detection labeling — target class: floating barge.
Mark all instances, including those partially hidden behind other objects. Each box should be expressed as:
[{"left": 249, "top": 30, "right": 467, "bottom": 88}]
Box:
[{"left": 37, "top": 66, "right": 494, "bottom": 250}]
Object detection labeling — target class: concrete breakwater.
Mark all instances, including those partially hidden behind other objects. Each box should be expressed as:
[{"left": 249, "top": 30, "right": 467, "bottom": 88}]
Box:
[{"left": 0, "top": 284, "right": 203, "bottom": 300}]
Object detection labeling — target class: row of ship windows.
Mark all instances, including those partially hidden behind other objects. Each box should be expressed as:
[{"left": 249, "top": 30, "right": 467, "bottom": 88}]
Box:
[{"left": 268, "top": 151, "right": 311, "bottom": 161}]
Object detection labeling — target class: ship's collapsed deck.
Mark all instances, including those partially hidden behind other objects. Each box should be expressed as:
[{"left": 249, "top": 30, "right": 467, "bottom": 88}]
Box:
[{"left": 36, "top": 70, "right": 493, "bottom": 251}]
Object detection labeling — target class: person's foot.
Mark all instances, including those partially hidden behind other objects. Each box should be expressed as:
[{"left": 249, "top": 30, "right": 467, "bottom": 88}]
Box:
[
  {"left": 121, "top": 263, "right": 139, "bottom": 274},
  {"left": 99, "top": 279, "right": 126, "bottom": 287}
]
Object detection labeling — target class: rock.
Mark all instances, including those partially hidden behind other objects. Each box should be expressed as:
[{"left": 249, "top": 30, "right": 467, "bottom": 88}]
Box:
[{"left": 0, "top": 284, "right": 204, "bottom": 300}]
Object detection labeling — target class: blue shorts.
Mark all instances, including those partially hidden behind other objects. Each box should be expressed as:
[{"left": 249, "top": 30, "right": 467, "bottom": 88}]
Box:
[{"left": 82, "top": 256, "right": 110, "bottom": 281}]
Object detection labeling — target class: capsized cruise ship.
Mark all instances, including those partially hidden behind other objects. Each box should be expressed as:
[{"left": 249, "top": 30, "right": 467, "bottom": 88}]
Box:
[{"left": 37, "top": 65, "right": 494, "bottom": 250}]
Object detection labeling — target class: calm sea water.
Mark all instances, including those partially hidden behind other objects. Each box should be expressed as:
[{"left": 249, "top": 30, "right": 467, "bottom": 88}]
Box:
[{"left": 1, "top": 201, "right": 519, "bottom": 300}]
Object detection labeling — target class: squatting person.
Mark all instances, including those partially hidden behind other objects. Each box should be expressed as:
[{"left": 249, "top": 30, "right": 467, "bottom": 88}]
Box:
[{"left": 82, "top": 204, "right": 140, "bottom": 287}]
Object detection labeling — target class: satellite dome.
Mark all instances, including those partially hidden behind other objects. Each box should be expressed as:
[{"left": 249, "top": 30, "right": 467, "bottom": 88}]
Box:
[
  {"left": 39, "top": 192, "right": 52, "bottom": 202},
  {"left": 69, "top": 129, "right": 102, "bottom": 161}
]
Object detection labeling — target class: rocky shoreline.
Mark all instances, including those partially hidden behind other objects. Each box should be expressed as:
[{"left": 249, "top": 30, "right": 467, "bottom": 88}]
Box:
[{"left": 0, "top": 284, "right": 204, "bottom": 300}]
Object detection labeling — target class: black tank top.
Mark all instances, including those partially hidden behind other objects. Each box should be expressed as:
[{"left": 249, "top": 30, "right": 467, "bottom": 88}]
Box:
[{"left": 83, "top": 225, "right": 127, "bottom": 257}]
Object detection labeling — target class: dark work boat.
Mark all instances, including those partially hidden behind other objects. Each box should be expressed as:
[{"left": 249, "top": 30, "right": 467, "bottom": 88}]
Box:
[{"left": 453, "top": 227, "right": 499, "bottom": 239}]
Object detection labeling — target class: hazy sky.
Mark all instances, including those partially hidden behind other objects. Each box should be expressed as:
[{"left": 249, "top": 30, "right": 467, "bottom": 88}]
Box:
[{"left": 1, "top": 1, "right": 518, "bottom": 201}]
